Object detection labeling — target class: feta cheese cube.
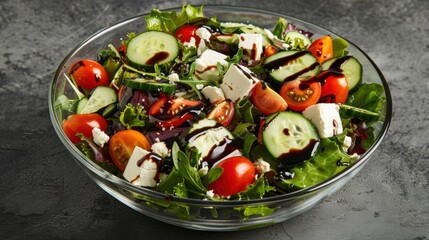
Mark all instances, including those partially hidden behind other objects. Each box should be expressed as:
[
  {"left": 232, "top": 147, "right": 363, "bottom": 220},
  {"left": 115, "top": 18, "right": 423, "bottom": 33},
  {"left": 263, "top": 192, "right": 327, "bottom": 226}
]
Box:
[
  {"left": 342, "top": 136, "right": 352, "bottom": 152},
  {"left": 201, "top": 86, "right": 225, "bottom": 103},
  {"left": 194, "top": 49, "right": 228, "bottom": 81},
  {"left": 254, "top": 158, "right": 271, "bottom": 174},
  {"left": 168, "top": 73, "right": 179, "bottom": 83},
  {"left": 151, "top": 142, "right": 169, "bottom": 158},
  {"left": 139, "top": 159, "right": 158, "bottom": 187},
  {"left": 92, "top": 127, "right": 110, "bottom": 147},
  {"left": 220, "top": 64, "right": 259, "bottom": 102},
  {"left": 196, "top": 27, "right": 211, "bottom": 41},
  {"left": 302, "top": 103, "right": 343, "bottom": 138},
  {"left": 183, "top": 36, "right": 196, "bottom": 48},
  {"left": 239, "top": 33, "right": 263, "bottom": 60},
  {"left": 123, "top": 146, "right": 150, "bottom": 183}
]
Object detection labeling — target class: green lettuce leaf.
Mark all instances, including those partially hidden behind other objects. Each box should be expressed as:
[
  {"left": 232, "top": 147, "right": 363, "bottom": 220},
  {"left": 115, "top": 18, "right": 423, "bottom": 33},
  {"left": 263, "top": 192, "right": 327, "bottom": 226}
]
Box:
[
  {"left": 277, "top": 138, "right": 356, "bottom": 191},
  {"left": 346, "top": 83, "right": 385, "bottom": 113},
  {"left": 119, "top": 103, "right": 149, "bottom": 129},
  {"left": 272, "top": 17, "right": 288, "bottom": 39}
]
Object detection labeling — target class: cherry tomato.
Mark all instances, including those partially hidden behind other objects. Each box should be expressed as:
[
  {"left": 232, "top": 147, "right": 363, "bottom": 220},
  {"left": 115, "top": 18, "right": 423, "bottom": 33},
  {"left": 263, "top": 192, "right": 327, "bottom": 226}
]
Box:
[
  {"left": 69, "top": 59, "right": 109, "bottom": 90},
  {"left": 279, "top": 79, "right": 322, "bottom": 112},
  {"left": 207, "top": 99, "right": 235, "bottom": 127},
  {"left": 208, "top": 156, "right": 256, "bottom": 196},
  {"left": 251, "top": 82, "right": 288, "bottom": 115},
  {"left": 318, "top": 71, "right": 349, "bottom": 104},
  {"left": 308, "top": 35, "right": 333, "bottom": 63},
  {"left": 264, "top": 44, "right": 277, "bottom": 58},
  {"left": 149, "top": 96, "right": 204, "bottom": 128},
  {"left": 109, "top": 130, "right": 151, "bottom": 171},
  {"left": 62, "top": 114, "right": 107, "bottom": 144},
  {"left": 174, "top": 25, "right": 201, "bottom": 45}
]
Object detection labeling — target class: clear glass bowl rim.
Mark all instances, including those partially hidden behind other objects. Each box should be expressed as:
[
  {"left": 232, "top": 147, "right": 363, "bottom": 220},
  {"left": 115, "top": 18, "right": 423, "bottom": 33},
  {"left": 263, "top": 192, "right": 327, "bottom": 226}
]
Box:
[{"left": 49, "top": 4, "right": 392, "bottom": 207}]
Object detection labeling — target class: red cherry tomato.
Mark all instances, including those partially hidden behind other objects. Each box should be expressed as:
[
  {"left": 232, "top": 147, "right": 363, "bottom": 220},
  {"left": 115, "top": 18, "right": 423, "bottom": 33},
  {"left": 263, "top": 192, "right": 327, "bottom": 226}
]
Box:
[
  {"left": 109, "top": 130, "right": 151, "bottom": 171},
  {"left": 62, "top": 114, "right": 108, "bottom": 144},
  {"left": 149, "top": 96, "right": 204, "bottom": 128},
  {"left": 69, "top": 59, "right": 109, "bottom": 90},
  {"left": 318, "top": 71, "right": 349, "bottom": 104},
  {"left": 208, "top": 156, "right": 256, "bottom": 196},
  {"left": 308, "top": 35, "right": 333, "bottom": 63},
  {"left": 279, "top": 79, "right": 322, "bottom": 112},
  {"left": 207, "top": 99, "right": 235, "bottom": 127},
  {"left": 264, "top": 44, "right": 277, "bottom": 58},
  {"left": 251, "top": 82, "right": 288, "bottom": 115},
  {"left": 174, "top": 25, "right": 201, "bottom": 45}
]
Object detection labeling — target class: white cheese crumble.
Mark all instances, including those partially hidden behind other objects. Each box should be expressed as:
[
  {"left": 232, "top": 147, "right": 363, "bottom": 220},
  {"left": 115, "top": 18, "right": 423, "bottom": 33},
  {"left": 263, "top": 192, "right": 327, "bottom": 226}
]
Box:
[
  {"left": 91, "top": 127, "right": 110, "bottom": 147},
  {"left": 151, "top": 141, "right": 169, "bottom": 158},
  {"left": 168, "top": 73, "right": 180, "bottom": 83},
  {"left": 201, "top": 86, "right": 225, "bottom": 103},
  {"left": 254, "top": 158, "right": 271, "bottom": 174}
]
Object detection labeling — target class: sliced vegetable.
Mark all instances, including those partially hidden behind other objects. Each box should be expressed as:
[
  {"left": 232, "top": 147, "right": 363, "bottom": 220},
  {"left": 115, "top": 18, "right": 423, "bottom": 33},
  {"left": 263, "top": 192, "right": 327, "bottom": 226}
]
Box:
[
  {"left": 108, "top": 130, "right": 151, "bottom": 171},
  {"left": 321, "top": 56, "right": 362, "bottom": 91},
  {"left": 339, "top": 104, "right": 379, "bottom": 122},
  {"left": 308, "top": 35, "right": 333, "bottom": 63},
  {"left": 265, "top": 50, "right": 320, "bottom": 87},
  {"left": 318, "top": 71, "right": 349, "bottom": 104},
  {"left": 279, "top": 79, "right": 321, "bottom": 112},
  {"left": 262, "top": 111, "right": 319, "bottom": 165},
  {"left": 251, "top": 82, "right": 287, "bottom": 115},
  {"left": 124, "top": 78, "right": 176, "bottom": 96},
  {"left": 207, "top": 99, "right": 235, "bottom": 127},
  {"left": 80, "top": 86, "right": 117, "bottom": 114},
  {"left": 127, "top": 31, "right": 179, "bottom": 67}
]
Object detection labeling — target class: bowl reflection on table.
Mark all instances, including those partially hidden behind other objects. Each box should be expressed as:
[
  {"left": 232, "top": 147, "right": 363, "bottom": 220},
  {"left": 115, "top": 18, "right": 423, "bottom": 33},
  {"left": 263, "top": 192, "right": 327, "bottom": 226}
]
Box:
[{"left": 49, "top": 5, "right": 392, "bottom": 231}]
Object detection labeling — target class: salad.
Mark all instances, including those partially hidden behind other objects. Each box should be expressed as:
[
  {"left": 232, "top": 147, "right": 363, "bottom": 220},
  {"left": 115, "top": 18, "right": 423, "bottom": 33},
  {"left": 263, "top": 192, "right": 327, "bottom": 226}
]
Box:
[{"left": 57, "top": 4, "right": 385, "bottom": 202}]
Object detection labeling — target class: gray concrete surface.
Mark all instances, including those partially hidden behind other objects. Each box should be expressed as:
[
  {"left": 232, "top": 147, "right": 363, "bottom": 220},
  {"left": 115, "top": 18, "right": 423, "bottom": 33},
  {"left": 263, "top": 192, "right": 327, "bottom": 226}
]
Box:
[{"left": 0, "top": 0, "right": 428, "bottom": 239}]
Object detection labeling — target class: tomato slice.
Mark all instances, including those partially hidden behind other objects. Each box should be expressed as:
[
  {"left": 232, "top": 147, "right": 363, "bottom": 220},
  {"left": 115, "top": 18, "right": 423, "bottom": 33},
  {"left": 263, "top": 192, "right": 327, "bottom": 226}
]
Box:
[
  {"left": 108, "top": 130, "right": 151, "bottom": 171},
  {"left": 279, "top": 79, "right": 322, "bottom": 112},
  {"left": 174, "top": 24, "right": 201, "bottom": 45},
  {"left": 318, "top": 71, "right": 349, "bottom": 104},
  {"left": 207, "top": 99, "right": 235, "bottom": 127},
  {"left": 251, "top": 82, "right": 287, "bottom": 115},
  {"left": 62, "top": 114, "right": 107, "bottom": 144},
  {"left": 69, "top": 59, "right": 109, "bottom": 90},
  {"left": 264, "top": 44, "right": 277, "bottom": 58},
  {"left": 149, "top": 96, "right": 204, "bottom": 128},
  {"left": 308, "top": 35, "right": 333, "bottom": 63},
  {"left": 208, "top": 156, "right": 256, "bottom": 196}
]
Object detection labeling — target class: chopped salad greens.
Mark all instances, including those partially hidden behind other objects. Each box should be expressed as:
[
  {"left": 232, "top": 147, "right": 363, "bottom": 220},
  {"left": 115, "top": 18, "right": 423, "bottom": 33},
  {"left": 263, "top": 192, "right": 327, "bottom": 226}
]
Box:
[{"left": 57, "top": 4, "right": 385, "bottom": 205}]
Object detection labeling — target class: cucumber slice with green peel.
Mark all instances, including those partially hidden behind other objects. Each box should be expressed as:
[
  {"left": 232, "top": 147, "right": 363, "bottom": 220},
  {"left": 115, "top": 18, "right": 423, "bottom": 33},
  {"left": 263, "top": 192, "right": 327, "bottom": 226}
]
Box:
[
  {"left": 262, "top": 111, "right": 319, "bottom": 165},
  {"left": 126, "top": 31, "right": 179, "bottom": 67},
  {"left": 321, "top": 56, "right": 362, "bottom": 91},
  {"left": 76, "top": 97, "right": 88, "bottom": 114},
  {"left": 102, "top": 103, "right": 118, "bottom": 118},
  {"left": 80, "top": 86, "right": 117, "bottom": 114},
  {"left": 265, "top": 50, "right": 320, "bottom": 87},
  {"left": 339, "top": 104, "right": 379, "bottom": 122},
  {"left": 284, "top": 31, "right": 311, "bottom": 48},
  {"left": 124, "top": 78, "right": 176, "bottom": 95}
]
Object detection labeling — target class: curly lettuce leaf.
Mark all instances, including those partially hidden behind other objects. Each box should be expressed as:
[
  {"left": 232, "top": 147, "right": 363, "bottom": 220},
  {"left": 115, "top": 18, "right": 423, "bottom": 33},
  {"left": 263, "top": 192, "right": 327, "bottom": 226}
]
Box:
[
  {"left": 119, "top": 103, "right": 149, "bottom": 129},
  {"left": 146, "top": 4, "right": 219, "bottom": 33},
  {"left": 276, "top": 138, "right": 356, "bottom": 191},
  {"left": 272, "top": 17, "right": 288, "bottom": 39}
]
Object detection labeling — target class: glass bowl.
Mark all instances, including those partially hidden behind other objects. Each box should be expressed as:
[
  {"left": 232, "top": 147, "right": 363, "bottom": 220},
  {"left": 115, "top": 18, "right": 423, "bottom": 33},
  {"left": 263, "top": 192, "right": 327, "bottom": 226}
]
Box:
[{"left": 49, "top": 5, "right": 392, "bottom": 231}]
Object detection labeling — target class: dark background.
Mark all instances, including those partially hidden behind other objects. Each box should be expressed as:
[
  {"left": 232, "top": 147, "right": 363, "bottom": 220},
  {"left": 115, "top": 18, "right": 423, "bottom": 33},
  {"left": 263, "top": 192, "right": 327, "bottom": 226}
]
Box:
[{"left": 1, "top": 0, "right": 428, "bottom": 239}]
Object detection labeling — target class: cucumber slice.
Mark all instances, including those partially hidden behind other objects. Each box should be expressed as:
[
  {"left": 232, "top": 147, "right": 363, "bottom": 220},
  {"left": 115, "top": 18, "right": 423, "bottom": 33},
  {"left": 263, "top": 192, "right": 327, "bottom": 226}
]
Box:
[
  {"left": 262, "top": 111, "right": 319, "bottom": 165},
  {"left": 284, "top": 31, "right": 311, "bottom": 48},
  {"left": 186, "top": 118, "right": 236, "bottom": 166},
  {"left": 265, "top": 50, "right": 320, "bottom": 86},
  {"left": 339, "top": 104, "right": 379, "bottom": 122},
  {"left": 321, "top": 56, "right": 362, "bottom": 91},
  {"left": 239, "top": 25, "right": 271, "bottom": 46},
  {"left": 80, "top": 86, "right": 117, "bottom": 114},
  {"left": 76, "top": 97, "right": 88, "bottom": 114},
  {"left": 103, "top": 56, "right": 122, "bottom": 81},
  {"left": 127, "top": 31, "right": 179, "bottom": 67},
  {"left": 102, "top": 103, "right": 118, "bottom": 118},
  {"left": 124, "top": 78, "right": 176, "bottom": 96}
]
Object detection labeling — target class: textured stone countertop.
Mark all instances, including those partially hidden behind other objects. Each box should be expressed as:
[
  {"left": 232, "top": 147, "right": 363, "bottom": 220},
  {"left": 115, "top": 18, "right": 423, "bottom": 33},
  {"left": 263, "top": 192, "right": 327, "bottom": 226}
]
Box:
[{"left": 1, "top": 0, "right": 428, "bottom": 239}]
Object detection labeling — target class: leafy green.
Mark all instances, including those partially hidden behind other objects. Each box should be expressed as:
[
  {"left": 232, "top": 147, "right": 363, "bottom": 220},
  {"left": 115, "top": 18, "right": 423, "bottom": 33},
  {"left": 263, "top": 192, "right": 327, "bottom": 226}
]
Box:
[
  {"left": 119, "top": 103, "right": 149, "bottom": 129},
  {"left": 202, "top": 167, "right": 223, "bottom": 187},
  {"left": 346, "top": 83, "right": 385, "bottom": 113},
  {"left": 277, "top": 138, "right": 355, "bottom": 191},
  {"left": 235, "top": 97, "right": 262, "bottom": 124},
  {"left": 146, "top": 4, "right": 216, "bottom": 33},
  {"left": 272, "top": 17, "right": 288, "bottom": 39},
  {"left": 176, "top": 148, "right": 207, "bottom": 194},
  {"left": 242, "top": 132, "right": 258, "bottom": 159},
  {"left": 234, "top": 205, "right": 276, "bottom": 219},
  {"left": 332, "top": 38, "right": 349, "bottom": 57},
  {"left": 250, "top": 145, "right": 280, "bottom": 171},
  {"left": 232, "top": 122, "right": 256, "bottom": 137},
  {"left": 121, "top": 32, "right": 137, "bottom": 45},
  {"left": 75, "top": 137, "right": 118, "bottom": 175},
  {"left": 237, "top": 175, "right": 275, "bottom": 200},
  {"left": 156, "top": 169, "right": 182, "bottom": 194}
]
